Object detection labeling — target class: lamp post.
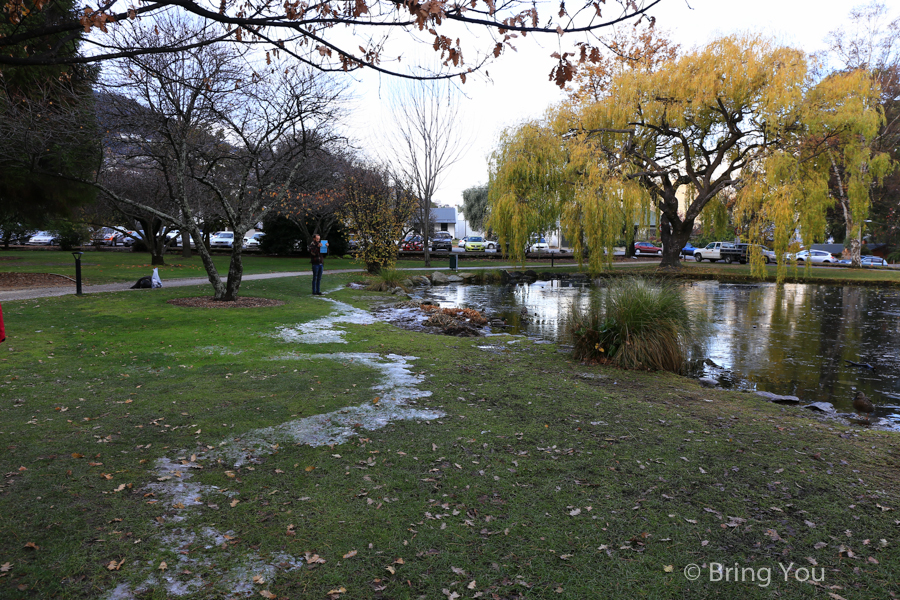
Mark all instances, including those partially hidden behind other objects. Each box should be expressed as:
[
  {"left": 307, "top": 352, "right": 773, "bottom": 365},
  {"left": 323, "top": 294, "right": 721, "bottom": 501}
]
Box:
[{"left": 72, "top": 252, "right": 84, "bottom": 295}]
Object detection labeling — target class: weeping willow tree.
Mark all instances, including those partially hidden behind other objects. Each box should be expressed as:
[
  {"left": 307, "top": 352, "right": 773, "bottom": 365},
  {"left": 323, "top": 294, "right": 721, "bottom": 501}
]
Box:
[
  {"left": 490, "top": 35, "right": 891, "bottom": 278},
  {"left": 734, "top": 68, "right": 893, "bottom": 277}
]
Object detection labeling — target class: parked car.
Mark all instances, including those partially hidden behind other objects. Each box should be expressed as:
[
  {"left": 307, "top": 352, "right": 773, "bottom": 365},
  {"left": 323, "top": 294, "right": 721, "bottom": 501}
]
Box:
[
  {"left": 243, "top": 232, "right": 265, "bottom": 249},
  {"left": 792, "top": 249, "right": 835, "bottom": 264},
  {"left": 840, "top": 256, "right": 888, "bottom": 267},
  {"left": 464, "top": 236, "right": 486, "bottom": 251},
  {"left": 401, "top": 235, "right": 424, "bottom": 251},
  {"left": 210, "top": 231, "right": 235, "bottom": 248},
  {"left": 634, "top": 241, "right": 662, "bottom": 255},
  {"left": 681, "top": 243, "right": 697, "bottom": 258},
  {"left": 93, "top": 227, "right": 122, "bottom": 246},
  {"left": 115, "top": 230, "right": 140, "bottom": 247},
  {"left": 26, "top": 231, "right": 58, "bottom": 245},
  {"left": 431, "top": 231, "right": 454, "bottom": 252},
  {"left": 527, "top": 237, "right": 550, "bottom": 252},
  {"left": 457, "top": 237, "right": 469, "bottom": 248}
]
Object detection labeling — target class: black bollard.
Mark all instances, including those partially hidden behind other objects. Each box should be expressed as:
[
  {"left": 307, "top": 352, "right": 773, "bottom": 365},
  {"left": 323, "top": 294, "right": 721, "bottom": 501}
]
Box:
[{"left": 72, "top": 251, "right": 84, "bottom": 295}]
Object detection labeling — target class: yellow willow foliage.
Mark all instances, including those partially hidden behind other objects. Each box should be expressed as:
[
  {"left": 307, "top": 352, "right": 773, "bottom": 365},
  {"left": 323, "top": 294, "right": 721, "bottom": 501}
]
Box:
[
  {"left": 735, "top": 69, "right": 893, "bottom": 281},
  {"left": 488, "top": 118, "right": 567, "bottom": 264},
  {"left": 492, "top": 35, "right": 889, "bottom": 277},
  {"left": 808, "top": 70, "right": 894, "bottom": 245},
  {"left": 701, "top": 197, "right": 729, "bottom": 240}
]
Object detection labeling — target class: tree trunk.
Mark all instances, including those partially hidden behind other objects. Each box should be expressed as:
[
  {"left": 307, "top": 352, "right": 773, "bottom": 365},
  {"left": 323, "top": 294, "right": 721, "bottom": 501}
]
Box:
[
  {"left": 658, "top": 213, "right": 693, "bottom": 269},
  {"left": 151, "top": 254, "right": 165, "bottom": 265},
  {"left": 222, "top": 244, "right": 244, "bottom": 301},
  {"left": 423, "top": 197, "right": 431, "bottom": 268},
  {"left": 181, "top": 230, "right": 191, "bottom": 258}
]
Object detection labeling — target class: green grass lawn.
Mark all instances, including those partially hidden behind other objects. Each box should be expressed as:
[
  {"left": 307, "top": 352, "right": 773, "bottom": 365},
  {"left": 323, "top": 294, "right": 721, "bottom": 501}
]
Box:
[{"left": 1, "top": 274, "right": 897, "bottom": 599}]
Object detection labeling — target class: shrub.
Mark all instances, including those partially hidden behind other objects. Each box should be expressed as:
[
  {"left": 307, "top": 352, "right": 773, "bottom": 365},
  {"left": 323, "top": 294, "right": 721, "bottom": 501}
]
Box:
[
  {"left": 568, "top": 277, "right": 698, "bottom": 373},
  {"left": 50, "top": 220, "right": 89, "bottom": 250}
]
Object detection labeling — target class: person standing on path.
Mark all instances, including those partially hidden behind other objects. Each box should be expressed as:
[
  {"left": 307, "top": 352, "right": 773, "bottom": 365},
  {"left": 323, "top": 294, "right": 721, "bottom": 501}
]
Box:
[{"left": 309, "top": 234, "right": 324, "bottom": 295}]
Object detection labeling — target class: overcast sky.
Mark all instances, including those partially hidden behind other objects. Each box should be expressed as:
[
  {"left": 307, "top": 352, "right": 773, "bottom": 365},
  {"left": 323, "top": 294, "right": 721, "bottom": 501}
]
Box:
[{"left": 349, "top": 0, "right": 857, "bottom": 211}]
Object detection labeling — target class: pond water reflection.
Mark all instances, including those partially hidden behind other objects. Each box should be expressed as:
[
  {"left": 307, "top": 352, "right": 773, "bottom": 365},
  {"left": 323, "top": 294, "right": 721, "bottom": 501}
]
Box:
[{"left": 416, "top": 280, "right": 900, "bottom": 427}]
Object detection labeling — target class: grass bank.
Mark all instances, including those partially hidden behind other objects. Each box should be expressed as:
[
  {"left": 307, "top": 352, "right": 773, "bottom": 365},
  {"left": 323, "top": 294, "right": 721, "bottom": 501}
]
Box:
[{"left": 1, "top": 276, "right": 898, "bottom": 599}]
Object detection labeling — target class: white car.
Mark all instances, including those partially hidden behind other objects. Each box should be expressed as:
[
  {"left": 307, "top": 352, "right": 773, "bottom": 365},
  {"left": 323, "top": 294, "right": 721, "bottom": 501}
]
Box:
[
  {"left": 210, "top": 231, "right": 235, "bottom": 248},
  {"left": 243, "top": 232, "right": 265, "bottom": 249},
  {"left": 860, "top": 256, "right": 888, "bottom": 267},
  {"left": 27, "top": 231, "right": 57, "bottom": 245},
  {"left": 527, "top": 237, "right": 550, "bottom": 252},
  {"left": 792, "top": 249, "right": 835, "bottom": 264}
]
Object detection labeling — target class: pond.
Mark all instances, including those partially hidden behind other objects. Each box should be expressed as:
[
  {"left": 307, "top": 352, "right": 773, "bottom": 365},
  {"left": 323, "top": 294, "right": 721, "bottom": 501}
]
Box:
[{"left": 414, "top": 279, "right": 900, "bottom": 428}]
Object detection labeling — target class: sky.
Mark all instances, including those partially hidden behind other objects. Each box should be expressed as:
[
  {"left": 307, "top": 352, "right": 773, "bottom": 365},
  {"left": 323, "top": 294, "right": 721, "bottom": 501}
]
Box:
[{"left": 349, "top": 0, "right": 854, "bottom": 211}]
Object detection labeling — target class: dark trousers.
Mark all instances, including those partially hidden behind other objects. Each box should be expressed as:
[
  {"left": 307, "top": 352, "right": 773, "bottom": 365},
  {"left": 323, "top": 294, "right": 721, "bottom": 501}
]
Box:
[{"left": 311, "top": 264, "right": 323, "bottom": 294}]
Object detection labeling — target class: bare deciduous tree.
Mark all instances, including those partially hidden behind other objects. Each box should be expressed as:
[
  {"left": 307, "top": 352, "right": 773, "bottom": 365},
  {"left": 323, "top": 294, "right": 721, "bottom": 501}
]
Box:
[{"left": 385, "top": 76, "right": 464, "bottom": 267}]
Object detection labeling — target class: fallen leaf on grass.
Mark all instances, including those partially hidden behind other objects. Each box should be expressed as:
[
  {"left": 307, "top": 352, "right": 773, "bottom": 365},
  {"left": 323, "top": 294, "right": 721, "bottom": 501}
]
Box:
[
  {"left": 326, "top": 587, "right": 346, "bottom": 595},
  {"left": 386, "top": 566, "right": 396, "bottom": 575},
  {"left": 158, "top": 562, "right": 167, "bottom": 571},
  {"left": 100, "top": 473, "right": 113, "bottom": 480},
  {"left": 467, "top": 580, "right": 477, "bottom": 589},
  {"left": 343, "top": 550, "right": 357, "bottom": 559},
  {"left": 260, "top": 591, "right": 276, "bottom": 599},
  {"left": 23, "top": 542, "right": 38, "bottom": 550},
  {"left": 72, "top": 453, "right": 84, "bottom": 459},
  {"left": 230, "top": 499, "right": 239, "bottom": 508},
  {"left": 1, "top": 563, "right": 12, "bottom": 572},
  {"left": 569, "top": 508, "right": 581, "bottom": 516},
  {"left": 663, "top": 565, "right": 674, "bottom": 572},
  {"left": 107, "top": 559, "right": 125, "bottom": 571},
  {"left": 252, "top": 575, "right": 265, "bottom": 584},
  {"left": 305, "top": 466, "right": 315, "bottom": 472},
  {"left": 451, "top": 566, "right": 466, "bottom": 576}
]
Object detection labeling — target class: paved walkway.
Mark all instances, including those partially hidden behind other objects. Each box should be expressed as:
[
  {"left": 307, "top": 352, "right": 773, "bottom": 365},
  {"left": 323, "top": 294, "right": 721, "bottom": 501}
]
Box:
[{"left": 0, "top": 263, "right": 602, "bottom": 301}]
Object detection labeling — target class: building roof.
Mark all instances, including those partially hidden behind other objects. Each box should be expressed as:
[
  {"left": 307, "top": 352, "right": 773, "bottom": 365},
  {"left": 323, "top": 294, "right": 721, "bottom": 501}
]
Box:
[
  {"left": 811, "top": 244, "right": 845, "bottom": 255},
  {"left": 431, "top": 207, "right": 456, "bottom": 224}
]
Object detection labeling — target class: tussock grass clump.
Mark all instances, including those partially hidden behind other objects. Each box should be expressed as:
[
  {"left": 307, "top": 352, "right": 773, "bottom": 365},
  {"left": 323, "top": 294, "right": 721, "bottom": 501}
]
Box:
[
  {"left": 365, "top": 268, "right": 408, "bottom": 292},
  {"left": 473, "top": 269, "right": 504, "bottom": 284},
  {"left": 568, "top": 277, "right": 697, "bottom": 373}
]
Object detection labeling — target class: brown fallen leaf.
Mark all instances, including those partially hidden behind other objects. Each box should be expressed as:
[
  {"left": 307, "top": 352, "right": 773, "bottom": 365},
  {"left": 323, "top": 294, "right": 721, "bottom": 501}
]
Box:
[
  {"left": 386, "top": 566, "right": 396, "bottom": 575},
  {"left": 72, "top": 453, "right": 84, "bottom": 459},
  {"left": 230, "top": 499, "right": 239, "bottom": 508},
  {"left": 326, "top": 587, "right": 346, "bottom": 595},
  {"left": 158, "top": 561, "right": 167, "bottom": 571},
  {"left": 305, "top": 466, "right": 315, "bottom": 472},
  {"left": 106, "top": 558, "right": 125, "bottom": 571},
  {"left": 100, "top": 473, "right": 113, "bottom": 480},
  {"left": 343, "top": 550, "right": 358, "bottom": 559},
  {"left": 393, "top": 557, "right": 404, "bottom": 565},
  {"left": 252, "top": 575, "right": 265, "bottom": 584},
  {"left": 260, "top": 591, "right": 276, "bottom": 599},
  {"left": 1, "top": 562, "right": 12, "bottom": 572},
  {"left": 23, "top": 542, "right": 38, "bottom": 550}
]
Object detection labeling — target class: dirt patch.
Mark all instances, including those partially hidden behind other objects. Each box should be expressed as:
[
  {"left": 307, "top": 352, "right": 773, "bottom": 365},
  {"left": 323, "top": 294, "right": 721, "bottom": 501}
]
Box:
[
  {"left": 0, "top": 272, "right": 73, "bottom": 289},
  {"left": 167, "top": 296, "right": 284, "bottom": 308}
]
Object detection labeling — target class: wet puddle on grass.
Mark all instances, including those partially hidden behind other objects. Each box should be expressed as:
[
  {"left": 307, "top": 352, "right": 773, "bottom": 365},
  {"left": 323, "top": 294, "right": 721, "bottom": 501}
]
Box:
[{"left": 105, "top": 299, "right": 441, "bottom": 598}]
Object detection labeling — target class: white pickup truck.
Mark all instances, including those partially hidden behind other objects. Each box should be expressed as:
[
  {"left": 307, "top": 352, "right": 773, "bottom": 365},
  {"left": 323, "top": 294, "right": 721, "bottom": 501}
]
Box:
[{"left": 693, "top": 242, "right": 740, "bottom": 263}]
